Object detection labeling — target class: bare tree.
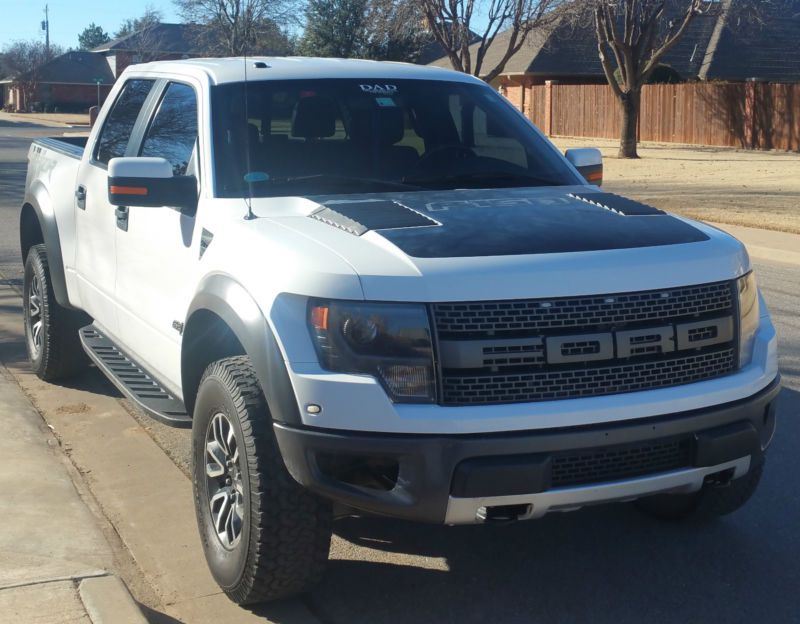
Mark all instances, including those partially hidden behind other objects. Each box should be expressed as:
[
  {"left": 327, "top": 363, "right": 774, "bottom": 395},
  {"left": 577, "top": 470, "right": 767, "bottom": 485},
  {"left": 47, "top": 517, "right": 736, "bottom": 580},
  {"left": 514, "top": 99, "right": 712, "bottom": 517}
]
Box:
[
  {"left": 115, "top": 6, "right": 164, "bottom": 38},
  {"left": 2, "top": 40, "right": 64, "bottom": 111},
  {"left": 588, "top": 0, "right": 712, "bottom": 158},
  {"left": 174, "top": 0, "right": 297, "bottom": 55},
  {"left": 362, "top": 0, "right": 433, "bottom": 62},
  {"left": 414, "top": 0, "right": 563, "bottom": 83}
]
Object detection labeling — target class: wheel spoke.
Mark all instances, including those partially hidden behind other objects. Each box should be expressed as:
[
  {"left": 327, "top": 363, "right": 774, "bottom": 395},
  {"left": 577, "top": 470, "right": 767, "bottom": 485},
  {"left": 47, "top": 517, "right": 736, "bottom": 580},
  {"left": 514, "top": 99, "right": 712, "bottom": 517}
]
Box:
[
  {"left": 205, "top": 440, "right": 226, "bottom": 479},
  {"left": 226, "top": 426, "right": 236, "bottom": 460},
  {"left": 32, "top": 321, "right": 43, "bottom": 349},
  {"left": 210, "top": 488, "right": 232, "bottom": 539},
  {"left": 29, "top": 293, "right": 40, "bottom": 318}
]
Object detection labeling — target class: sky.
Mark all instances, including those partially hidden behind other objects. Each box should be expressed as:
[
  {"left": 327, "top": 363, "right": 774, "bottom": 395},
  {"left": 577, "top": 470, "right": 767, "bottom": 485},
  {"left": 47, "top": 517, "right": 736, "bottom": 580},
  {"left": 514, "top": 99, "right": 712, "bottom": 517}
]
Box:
[{"left": 0, "top": 1, "right": 180, "bottom": 50}]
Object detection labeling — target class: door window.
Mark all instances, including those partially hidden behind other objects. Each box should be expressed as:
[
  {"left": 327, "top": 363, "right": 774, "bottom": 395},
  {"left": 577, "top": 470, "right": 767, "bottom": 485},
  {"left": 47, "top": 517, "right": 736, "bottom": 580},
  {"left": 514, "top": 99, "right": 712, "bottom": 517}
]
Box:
[
  {"left": 94, "top": 79, "right": 154, "bottom": 165},
  {"left": 140, "top": 82, "right": 199, "bottom": 176}
]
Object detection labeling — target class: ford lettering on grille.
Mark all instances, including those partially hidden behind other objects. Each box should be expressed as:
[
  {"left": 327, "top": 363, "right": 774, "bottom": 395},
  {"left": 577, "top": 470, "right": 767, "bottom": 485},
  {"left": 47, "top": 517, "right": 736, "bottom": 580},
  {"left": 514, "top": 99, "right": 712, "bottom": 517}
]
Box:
[{"left": 433, "top": 281, "right": 739, "bottom": 405}]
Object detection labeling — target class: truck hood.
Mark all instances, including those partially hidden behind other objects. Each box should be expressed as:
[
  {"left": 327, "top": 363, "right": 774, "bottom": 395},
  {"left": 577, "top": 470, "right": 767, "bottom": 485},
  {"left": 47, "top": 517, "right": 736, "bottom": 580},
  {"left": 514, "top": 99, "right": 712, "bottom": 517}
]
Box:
[{"left": 251, "top": 186, "right": 750, "bottom": 302}]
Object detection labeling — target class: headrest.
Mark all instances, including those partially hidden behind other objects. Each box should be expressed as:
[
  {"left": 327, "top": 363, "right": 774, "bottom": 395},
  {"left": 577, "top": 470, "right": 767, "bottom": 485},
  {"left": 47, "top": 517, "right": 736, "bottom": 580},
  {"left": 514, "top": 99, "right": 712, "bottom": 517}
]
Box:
[
  {"left": 291, "top": 96, "right": 337, "bottom": 139},
  {"left": 349, "top": 106, "right": 405, "bottom": 147}
]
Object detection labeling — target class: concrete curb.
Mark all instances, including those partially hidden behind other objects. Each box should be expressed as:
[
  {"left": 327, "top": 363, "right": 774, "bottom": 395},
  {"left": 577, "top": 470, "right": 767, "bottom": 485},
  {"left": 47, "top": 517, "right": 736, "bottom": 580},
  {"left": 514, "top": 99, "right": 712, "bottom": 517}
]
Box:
[{"left": 79, "top": 575, "right": 149, "bottom": 624}]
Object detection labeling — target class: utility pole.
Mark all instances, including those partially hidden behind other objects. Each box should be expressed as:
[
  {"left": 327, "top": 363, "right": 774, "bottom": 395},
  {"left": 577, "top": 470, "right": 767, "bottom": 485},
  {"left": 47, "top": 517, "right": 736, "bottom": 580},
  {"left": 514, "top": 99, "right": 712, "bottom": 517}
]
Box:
[{"left": 41, "top": 4, "right": 50, "bottom": 55}]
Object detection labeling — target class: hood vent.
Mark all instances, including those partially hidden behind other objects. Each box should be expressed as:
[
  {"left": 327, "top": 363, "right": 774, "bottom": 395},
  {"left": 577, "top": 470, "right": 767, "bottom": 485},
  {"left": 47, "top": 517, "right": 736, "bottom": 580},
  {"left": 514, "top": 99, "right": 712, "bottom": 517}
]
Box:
[
  {"left": 568, "top": 192, "right": 665, "bottom": 216},
  {"left": 310, "top": 200, "right": 439, "bottom": 236}
]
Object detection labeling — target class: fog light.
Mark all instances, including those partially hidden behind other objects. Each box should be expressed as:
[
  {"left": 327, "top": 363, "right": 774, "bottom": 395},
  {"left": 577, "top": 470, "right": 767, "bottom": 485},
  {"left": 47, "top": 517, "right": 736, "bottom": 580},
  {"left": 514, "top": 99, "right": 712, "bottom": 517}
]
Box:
[{"left": 378, "top": 364, "right": 433, "bottom": 399}]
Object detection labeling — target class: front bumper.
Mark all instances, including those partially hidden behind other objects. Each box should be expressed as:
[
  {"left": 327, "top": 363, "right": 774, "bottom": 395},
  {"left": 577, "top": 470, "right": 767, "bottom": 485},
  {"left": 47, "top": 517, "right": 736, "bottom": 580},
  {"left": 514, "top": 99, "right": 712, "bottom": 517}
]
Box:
[{"left": 274, "top": 376, "right": 780, "bottom": 524}]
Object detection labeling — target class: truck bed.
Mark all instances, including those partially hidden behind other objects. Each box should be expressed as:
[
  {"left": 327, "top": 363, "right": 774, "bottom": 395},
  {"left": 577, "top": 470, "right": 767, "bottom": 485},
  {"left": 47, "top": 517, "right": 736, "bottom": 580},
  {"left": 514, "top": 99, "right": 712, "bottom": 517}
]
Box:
[{"left": 34, "top": 136, "right": 87, "bottom": 160}]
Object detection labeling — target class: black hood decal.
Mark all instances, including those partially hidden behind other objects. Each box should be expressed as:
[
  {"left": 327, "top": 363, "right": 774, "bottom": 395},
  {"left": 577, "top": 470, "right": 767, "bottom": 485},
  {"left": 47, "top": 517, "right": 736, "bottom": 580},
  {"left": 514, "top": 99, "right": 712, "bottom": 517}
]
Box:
[{"left": 308, "top": 188, "right": 709, "bottom": 258}]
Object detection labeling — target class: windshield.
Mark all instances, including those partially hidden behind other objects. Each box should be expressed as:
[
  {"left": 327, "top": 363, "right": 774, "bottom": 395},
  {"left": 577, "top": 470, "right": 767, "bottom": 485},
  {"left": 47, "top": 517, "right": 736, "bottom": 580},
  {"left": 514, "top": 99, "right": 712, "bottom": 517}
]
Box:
[{"left": 211, "top": 78, "right": 579, "bottom": 197}]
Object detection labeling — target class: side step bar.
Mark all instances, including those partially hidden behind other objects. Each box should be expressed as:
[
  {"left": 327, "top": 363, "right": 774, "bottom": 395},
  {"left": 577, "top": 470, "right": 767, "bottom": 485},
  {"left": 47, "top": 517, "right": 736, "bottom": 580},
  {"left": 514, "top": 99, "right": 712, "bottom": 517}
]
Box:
[{"left": 79, "top": 325, "right": 191, "bottom": 428}]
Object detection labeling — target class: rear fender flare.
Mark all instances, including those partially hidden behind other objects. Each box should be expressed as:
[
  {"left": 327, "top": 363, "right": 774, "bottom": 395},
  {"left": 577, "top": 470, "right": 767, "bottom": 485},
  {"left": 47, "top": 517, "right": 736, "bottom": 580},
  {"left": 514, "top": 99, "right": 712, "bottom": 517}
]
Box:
[{"left": 20, "top": 187, "right": 72, "bottom": 308}]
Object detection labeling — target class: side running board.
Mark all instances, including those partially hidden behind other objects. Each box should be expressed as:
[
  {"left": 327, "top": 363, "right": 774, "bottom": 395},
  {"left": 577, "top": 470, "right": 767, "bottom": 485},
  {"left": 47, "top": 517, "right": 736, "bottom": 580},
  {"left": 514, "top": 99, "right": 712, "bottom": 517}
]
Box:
[{"left": 79, "top": 325, "right": 191, "bottom": 428}]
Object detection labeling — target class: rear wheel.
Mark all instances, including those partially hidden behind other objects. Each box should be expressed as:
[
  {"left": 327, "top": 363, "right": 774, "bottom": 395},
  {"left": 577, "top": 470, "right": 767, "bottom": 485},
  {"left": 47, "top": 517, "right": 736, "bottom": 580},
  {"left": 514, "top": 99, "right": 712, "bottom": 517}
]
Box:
[
  {"left": 192, "top": 356, "right": 332, "bottom": 605},
  {"left": 636, "top": 455, "right": 765, "bottom": 521},
  {"left": 23, "top": 244, "right": 89, "bottom": 381}
]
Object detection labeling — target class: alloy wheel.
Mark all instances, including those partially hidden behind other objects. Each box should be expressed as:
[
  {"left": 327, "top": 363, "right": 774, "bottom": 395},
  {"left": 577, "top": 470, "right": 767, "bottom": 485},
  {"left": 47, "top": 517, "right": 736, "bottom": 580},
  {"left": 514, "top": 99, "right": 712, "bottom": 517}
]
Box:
[
  {"left": 205, "top": 412, "right": 246, "bottom": 549},
  {"left": 27, "top": 272, "right": 43, "bottom": 358}
]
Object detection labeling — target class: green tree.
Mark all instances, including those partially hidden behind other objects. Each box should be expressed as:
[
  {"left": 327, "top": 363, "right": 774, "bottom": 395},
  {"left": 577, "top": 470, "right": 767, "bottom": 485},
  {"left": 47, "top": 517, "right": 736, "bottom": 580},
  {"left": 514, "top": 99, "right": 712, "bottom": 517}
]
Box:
[
  {"left": 298, "top": 0, "right": 368, "bottom": 58},
  {"left": 78, "top": 23, "right": 111, "bottom": 50}
]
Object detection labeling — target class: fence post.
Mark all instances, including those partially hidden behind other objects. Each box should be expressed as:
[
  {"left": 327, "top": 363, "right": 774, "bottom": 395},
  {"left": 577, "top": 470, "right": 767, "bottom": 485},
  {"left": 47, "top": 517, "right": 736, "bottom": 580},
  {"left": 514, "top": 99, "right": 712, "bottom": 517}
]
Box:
[
  {"left": 544, "top": 80, "right": 554, "bottom": 136},
  {"left": 745, "top": 80, "right": 756, "bottom": 149}
]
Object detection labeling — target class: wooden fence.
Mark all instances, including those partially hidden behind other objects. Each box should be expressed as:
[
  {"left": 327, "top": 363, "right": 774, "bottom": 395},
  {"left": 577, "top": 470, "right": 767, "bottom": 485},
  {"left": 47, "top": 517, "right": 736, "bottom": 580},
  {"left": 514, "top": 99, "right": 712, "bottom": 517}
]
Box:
[{"left": 515, "top": 81, "right": 800, "bottom": 152}]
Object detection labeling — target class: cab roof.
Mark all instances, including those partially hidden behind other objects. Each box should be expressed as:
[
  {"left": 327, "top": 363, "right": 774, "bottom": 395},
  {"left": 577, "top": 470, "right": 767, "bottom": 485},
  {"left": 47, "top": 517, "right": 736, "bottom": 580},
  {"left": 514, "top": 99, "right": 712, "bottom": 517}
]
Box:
[{"left": 122, "top": 56, "right": 484, "bottom": 86}]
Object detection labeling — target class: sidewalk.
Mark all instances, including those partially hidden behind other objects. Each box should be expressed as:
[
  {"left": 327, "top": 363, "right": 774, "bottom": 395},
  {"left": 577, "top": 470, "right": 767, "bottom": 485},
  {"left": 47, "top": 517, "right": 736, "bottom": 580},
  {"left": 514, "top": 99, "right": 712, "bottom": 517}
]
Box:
[
  {"left": 0, "top": 364, "right": 146, "bottom": 623},
  {"left": 0, "top": 111, "right": 89, "bottom": 128},
  {"left": 709, "top": 221, "right": 800, "bottom": 266}
]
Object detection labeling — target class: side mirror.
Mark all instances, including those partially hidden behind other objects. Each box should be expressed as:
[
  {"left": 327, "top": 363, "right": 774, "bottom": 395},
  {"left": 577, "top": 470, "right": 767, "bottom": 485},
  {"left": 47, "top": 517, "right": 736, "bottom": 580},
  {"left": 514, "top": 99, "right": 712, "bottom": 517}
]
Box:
[
  {"left": 108, "top": 157, "right": 197, "bottom": 211},
  {"left": 565, "top": 148, "right": 603, "bottom": 186}
]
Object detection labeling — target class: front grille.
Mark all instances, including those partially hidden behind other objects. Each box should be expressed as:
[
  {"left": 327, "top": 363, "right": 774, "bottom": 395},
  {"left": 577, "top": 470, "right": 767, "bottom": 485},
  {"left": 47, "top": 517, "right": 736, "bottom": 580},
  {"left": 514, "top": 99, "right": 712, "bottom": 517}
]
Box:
[
  {"left": 442, "top": 349, "right": 735, "bottom": 405},
  {"left": 434, "top": 281, "right": 738, "bottom": 406},
  {"left": 551, "top": 437, "right": 694, "bottom": 488},
  {"left": 434, "top": 282, "right": 733, "bottom": 338}
]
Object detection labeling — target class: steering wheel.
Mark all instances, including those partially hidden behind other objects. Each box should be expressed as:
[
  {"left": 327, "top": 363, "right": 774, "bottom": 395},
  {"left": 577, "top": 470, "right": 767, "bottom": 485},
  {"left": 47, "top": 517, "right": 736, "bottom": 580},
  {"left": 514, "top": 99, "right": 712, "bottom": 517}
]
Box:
[{"left": 417, "top": 144, "right": 475, "bottom": 167}]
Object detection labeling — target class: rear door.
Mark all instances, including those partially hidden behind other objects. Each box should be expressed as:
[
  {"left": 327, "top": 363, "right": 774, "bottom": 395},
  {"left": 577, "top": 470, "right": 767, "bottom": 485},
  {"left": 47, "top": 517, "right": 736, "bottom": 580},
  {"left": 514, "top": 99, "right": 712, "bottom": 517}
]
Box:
[
  {"left": 75, "top": 78, "right": 156, "bottom": 338},
  {"left": 113, "top": 80, "right": 203, "bottom": 390}
]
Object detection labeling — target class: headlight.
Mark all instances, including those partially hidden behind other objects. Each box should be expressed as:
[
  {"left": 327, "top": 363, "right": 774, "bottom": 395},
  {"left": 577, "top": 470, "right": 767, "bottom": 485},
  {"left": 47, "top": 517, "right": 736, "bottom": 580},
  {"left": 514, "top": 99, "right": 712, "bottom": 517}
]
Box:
[
  {"left": 737, "top": 272, "right": 759, "bottom": 367},
  {"left": 308, "top": 299, "right": 436, "bottom": 403}
]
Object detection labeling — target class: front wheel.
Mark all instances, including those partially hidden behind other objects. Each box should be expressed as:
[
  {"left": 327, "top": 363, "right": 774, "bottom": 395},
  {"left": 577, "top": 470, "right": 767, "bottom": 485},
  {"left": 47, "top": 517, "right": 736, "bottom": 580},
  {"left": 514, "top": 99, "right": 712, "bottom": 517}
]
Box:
[
  {"left": 23, "top": 244, "right": 89, "bottom": 381},
  {"left": 191, "top": 356, "right": 332, "bottom": 605}
]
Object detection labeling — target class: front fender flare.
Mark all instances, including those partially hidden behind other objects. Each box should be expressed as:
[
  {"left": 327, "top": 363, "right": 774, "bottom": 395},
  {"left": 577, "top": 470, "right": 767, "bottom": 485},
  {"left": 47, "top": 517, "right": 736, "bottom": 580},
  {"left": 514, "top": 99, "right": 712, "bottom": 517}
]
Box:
[{"left": 184, "top": 275, "right": 302, "bottom": 425}]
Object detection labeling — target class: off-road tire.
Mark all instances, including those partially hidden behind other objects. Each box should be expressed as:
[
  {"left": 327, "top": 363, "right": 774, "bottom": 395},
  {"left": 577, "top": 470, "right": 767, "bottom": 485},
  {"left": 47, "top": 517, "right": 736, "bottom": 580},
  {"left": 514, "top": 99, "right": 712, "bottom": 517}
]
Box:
[
  {"left": 192, "top": 356, "right": 332, "bottom": 605},
  {"left": 23, "top": 244, "right": 89, "bottom": 381},
  {"left": 636, "top": 455, "right": 765, "bottom": 521}
]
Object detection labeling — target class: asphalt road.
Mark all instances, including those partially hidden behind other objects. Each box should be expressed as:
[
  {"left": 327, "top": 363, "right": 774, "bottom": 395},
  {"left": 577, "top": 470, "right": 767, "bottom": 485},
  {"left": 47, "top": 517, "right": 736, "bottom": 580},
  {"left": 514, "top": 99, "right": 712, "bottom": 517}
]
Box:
[{"left": 1, "top": 119, "right": 798, "bottom": 624}]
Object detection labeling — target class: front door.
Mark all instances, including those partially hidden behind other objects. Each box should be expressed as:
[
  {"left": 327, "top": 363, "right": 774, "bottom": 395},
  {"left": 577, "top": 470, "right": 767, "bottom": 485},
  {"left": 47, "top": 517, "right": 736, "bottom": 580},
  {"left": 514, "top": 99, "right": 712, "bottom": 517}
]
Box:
[
  {"left": 75, "top": 78, "right": 156, "bottom": 339},
  {"left": 114, "top": 81, "right": 202, "bottom": 391}
]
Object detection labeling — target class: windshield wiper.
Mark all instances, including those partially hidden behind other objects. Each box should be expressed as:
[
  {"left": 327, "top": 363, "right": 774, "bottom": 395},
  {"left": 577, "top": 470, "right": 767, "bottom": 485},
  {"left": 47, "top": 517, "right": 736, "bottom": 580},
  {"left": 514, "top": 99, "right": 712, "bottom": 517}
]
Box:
[
  {"left": 402, "top": 171, "right": 563, "bottom": 189},
  {"left": 258, "top": 174, "right": 423, "bottom": 192}
]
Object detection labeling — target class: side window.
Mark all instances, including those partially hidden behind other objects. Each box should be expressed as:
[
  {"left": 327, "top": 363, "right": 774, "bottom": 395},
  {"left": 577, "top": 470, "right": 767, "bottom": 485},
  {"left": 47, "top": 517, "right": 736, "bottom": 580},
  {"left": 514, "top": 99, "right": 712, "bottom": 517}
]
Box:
[
  {"left": 471, "top": 103, "right": 527, "bottom": 168},
  {"left": 94, "top": 79, "right": 154, "bottom": 165},
  {"left": 140, "top": 82, "right": 198, "bottom": 176}
]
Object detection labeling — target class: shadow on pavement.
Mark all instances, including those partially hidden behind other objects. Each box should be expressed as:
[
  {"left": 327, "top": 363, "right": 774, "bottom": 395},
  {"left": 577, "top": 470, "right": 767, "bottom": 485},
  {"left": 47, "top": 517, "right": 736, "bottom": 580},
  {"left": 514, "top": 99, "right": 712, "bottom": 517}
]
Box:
[{"left": 305, "top": 386, "right": 800, "bottom": 624}]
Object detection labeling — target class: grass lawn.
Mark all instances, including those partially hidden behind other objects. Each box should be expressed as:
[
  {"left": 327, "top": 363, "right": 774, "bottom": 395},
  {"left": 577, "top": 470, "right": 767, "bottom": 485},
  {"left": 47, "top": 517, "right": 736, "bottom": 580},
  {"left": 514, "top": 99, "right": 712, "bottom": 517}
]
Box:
[{"left": 551, "top": 137, "right": 800, "bottom": 235}]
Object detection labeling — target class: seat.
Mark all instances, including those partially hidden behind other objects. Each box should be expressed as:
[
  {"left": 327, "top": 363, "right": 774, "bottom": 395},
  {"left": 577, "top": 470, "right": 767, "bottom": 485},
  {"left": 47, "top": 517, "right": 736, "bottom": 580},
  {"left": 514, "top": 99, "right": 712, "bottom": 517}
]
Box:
[
  {"left": 348, "top": 106, "right": 419, "bottom": 179},
  {"left": 288, "top": 95, "right": 349, "bottom": 176}
]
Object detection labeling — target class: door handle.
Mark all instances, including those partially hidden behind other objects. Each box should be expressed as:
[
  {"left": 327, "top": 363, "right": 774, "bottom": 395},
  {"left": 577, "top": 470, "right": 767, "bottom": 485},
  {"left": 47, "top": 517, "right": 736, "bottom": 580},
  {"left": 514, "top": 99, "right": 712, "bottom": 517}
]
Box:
[
  {"left": 75, "top": 185, "right": 87, "bottom": 210},
  {"left": 115, "top": 206, "right": 129, "bottom": 232}
]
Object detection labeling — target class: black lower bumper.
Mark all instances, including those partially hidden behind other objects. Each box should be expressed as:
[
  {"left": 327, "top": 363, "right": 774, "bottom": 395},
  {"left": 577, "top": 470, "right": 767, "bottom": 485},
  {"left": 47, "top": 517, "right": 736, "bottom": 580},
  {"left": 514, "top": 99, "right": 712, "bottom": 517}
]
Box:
[{"left": 273, "top": 377, "right": 781, "bottom": 524}]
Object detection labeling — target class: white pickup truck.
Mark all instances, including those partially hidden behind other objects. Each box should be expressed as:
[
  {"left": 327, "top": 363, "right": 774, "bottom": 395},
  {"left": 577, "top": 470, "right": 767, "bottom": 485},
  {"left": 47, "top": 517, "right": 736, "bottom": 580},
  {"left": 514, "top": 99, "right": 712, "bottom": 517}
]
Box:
[{"left": 20, "top": 57, "right": 780, "bottom": 604}]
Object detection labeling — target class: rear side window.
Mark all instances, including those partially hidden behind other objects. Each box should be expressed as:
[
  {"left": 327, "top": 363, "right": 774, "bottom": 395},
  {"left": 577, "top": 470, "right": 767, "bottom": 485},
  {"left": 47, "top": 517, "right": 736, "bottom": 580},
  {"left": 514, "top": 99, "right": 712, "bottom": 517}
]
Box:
[
  {"left": 140, "top": 82, "right": 199, "bottom": 176},
  {"left": 94, "top": 79, "right": 154, "bottom": 165}
]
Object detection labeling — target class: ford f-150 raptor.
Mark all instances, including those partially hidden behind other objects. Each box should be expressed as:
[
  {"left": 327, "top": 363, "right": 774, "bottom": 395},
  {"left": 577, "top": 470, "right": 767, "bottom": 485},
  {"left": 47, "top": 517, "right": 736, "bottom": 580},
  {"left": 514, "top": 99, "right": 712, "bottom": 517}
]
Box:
[{"left": 20, "top": 57, "right": 780, "bottom": 605}]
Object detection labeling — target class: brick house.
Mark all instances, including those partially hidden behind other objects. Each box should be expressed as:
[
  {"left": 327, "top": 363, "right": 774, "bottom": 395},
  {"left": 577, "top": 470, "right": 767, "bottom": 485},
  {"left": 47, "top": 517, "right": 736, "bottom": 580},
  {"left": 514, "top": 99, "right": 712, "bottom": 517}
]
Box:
[
  {"left": 1, "top": 50, "right": 114, "bottom": 112},
  {"left": 427, "top": 0, "right": 800, "bottom": 116},
  {"left": 1, "top": 23, "right": 201, "bottom": 113},
  {"left": 91, "top": 23, "right": 201, "bottom": 79}
]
